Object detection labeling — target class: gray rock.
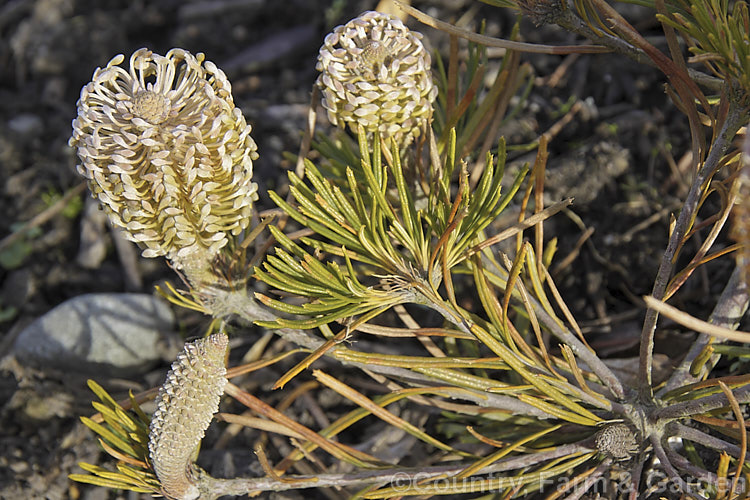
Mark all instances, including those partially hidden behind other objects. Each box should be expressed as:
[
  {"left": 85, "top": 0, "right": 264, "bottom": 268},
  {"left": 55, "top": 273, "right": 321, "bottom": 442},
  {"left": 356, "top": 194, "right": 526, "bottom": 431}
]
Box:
[
  {"left": 12, "top": 293, "right": 175, "bottom": 376},
  {"left": 7, "top": 113, "right": 43, "bottom": 137}
]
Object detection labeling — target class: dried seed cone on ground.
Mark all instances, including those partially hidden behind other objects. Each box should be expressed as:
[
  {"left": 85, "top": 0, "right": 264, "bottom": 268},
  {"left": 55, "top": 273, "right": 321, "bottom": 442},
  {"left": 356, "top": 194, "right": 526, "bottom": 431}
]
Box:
[
  {"left": 148, "top": 333, "right": 228, "bottom": 500},
  {"left": 70, "top": 48, "right": 258, "bottom": 275},
  {"left": 316, "top": 10, "right": 437, "bottom": 145}
]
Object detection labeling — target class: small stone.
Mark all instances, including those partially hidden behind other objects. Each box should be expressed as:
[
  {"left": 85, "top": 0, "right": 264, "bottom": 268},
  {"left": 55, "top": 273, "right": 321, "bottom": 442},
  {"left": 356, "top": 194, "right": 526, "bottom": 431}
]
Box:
[
  {"left": 75, "top": 197, "right": 109, "bottom": 269},
  {"left": 10, "top": 461, "right": 29, "bottom": 474},
  {"left": 7, "top": 113, "right": 43, "bottom": 137},
  {"left": 0, "top": 268, "right": 33, "bottom": 310},
  {"left": 12, "top": 293, "right": 175, "bottom": 376}
]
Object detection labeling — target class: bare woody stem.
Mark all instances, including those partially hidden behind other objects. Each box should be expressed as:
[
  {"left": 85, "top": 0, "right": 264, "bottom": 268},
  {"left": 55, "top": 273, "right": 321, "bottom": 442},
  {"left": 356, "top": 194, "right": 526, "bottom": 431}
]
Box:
[
  {"left": 396, "top": 1, "right": 609, "bottom": 55},
  {"left": 638, "top": 102, "right": 748, "bottom": 402},
  {"left": 652, "top": 385, "right": 750, "bottom": 421},
  {"left": 552, "top": 7, "right": 651, "bottom": 66},
  {"left": 550, "top": 7, "right": 723, "bottom": 91},
  {"left": 195, "top": 443, "right": 591, "bottom": 499},
  {"left": 409, "top": 280, "right": 628, "bottom": 407},
  {"left": 659, "top": 265, "right": 750, "bottom": 396},
  {"left": 479, "top": 257, "right": 626, "bottom": 401},
  {"left": 513, "top": 0, "right": 748, "bottom": 402},
  {"left": 529, "top": 297, "right": 626, "bottom": 401},
  {"left": 669, "top": 422, "right": 745, "bottom": 460},
  {"left": 557, "top": 460, "right": 610, "bottom": 500},
  {"left": 650, "top": 435, "right": 690, "bottom": 494},
  {"left": 663, "top": 444, "right": 720, "bottom": 485},
  {"left": 224, "top": 290, "right": 557, "bottom": 419},
  {"left": 627, "top": 458, "right": 645, "bottom": 500}
]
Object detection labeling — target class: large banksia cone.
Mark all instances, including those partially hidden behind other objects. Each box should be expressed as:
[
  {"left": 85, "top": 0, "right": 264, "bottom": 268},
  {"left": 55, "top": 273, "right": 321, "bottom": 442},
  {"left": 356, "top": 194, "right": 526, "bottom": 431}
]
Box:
[
  {"left": 148, "top": 333, "right": 228, "bottom": 500},
  {"left": 315, "top": 11, "right": 437, "bottom": 145},
  {"left": 70, "top": 48, "right": 258, "bottom": 279}
]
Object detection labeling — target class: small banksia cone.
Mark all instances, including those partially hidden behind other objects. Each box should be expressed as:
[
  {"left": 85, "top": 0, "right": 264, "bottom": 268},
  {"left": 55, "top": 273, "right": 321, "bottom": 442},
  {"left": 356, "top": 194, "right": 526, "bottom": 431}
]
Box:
[
  {"left": 70, "top": 48, "right": 258, "bottom": 280},
  {"left": 316, "top": 10, "right": 437, "bottom": 145},
  {"left": 595, "top": 423, "right": 639, "bottom": 461},
  {"left": 148, "top": 333, "right": 228, "bottom": 500}
]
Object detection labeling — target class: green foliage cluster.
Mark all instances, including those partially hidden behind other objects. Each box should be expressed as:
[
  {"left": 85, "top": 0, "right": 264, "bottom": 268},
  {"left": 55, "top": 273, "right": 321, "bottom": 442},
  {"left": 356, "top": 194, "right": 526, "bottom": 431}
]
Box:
[
  {"left": 70, "top": 381, "right": 160, "bottom": 494},
  {"left": 660, "top": 0, "right": 750, "bottom": 98},
  {"left": 257, "top": 128, "right": 523, "bottom": 330}
]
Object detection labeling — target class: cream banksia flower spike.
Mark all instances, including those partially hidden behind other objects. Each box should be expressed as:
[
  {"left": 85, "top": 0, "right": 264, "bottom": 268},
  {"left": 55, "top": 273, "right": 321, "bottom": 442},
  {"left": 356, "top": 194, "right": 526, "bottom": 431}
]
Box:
[
  {"left": 70, "top": 48, "right": 258, "bottom": 283},
  {"left": 316, "top": 11, "right": 437, "bottom": 145},
  {"left": 148, "top": 332, "right": 228, "bottom": 500}
]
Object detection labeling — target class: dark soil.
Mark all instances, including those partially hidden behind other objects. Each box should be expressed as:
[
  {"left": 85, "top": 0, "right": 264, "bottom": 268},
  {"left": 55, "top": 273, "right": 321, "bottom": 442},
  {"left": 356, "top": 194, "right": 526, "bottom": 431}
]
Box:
[{"left": 0, "top": 1, "right": 731, "bottom": 499}]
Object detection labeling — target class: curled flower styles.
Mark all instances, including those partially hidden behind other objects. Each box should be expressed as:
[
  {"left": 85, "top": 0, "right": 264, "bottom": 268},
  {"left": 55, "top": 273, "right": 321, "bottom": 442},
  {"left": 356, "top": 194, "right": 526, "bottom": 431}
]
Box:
[
  {"left": 316, "top": 11, "right": 437, "bottom": 144},
  {"left": 148, "top": 333, "right": 228, "bottom": 500},
  {"left": 70, "top": 48, "right": 258, "bottom": 271}
]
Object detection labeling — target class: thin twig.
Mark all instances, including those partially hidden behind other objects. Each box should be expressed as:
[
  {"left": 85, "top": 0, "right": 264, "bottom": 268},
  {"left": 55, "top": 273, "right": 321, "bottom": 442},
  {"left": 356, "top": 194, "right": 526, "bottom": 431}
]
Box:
[
  {"left": 234, "top": 295, "right": 440, "bottom": 384},
  {"left": 230, "top": 293, "right": 560, "bottom": 418},
  {"left": 660, "top": 266, "right": 750, "bottom": 395},
  {"left": 0, "top": 182, "right": 87, "bottom": 251},
  {"left": 719, "top": 381, "right": 748, "bottom": 498},
  {"left": 466, "top": 199, "right": 573, "bottom": 258},
  {"left": 215, "top": 413, "right": 305, "bottom": 439},
  {"left": 552, "top": 6, "right": 667, "bottom": 69},
  {"left": 643, "top": 294, "right": 750, "bottom": 343},
  {"left": 395, "top": 1, "right": 610, "bottom": 54},
  {"left": 651, "top": 435, "right": 690, "bottom": 494},
  {"left": 653, "top": 385, "right": 750, "bottom": 421},
  {"left": 663, "top": 443, "right": 720, "bottom": 487},
  {"left": 550, "top": 460, "right": 610, "bottom": 500},
  {"left": 197, "top": 443, "right": 592, "bottom": 498},
  {"left": 224, "top": 382, "right": 383, "bottom": 468},
  {"left": 530, "top": 297, "right": 627, "bottom": 402},
  {"left": 669, "top": 422, "right": 745, "bottom": 461},
  {"left": 483, "top": 255, "right": 625, "bottom": 401},
  {"left": 638, "top": 102, "right": 748, "bottom": 401},
  {"left": 628, "top": 457, "right": 644, "bottom": 500}
]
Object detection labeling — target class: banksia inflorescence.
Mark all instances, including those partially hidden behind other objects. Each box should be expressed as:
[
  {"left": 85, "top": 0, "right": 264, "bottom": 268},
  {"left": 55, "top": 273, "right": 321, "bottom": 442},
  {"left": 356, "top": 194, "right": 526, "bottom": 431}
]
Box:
[
  {"left": 594, "top": 422, "right": 639, "bottom": 461},
  {"left": 70, "top": 48, "right": 258, "bottom": 279},
  {"left": 148, "top": 333, "right": 228, "bottom": 500},
  {"left": 316, "top": 11, "right": 437, "bottom": 145}
]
